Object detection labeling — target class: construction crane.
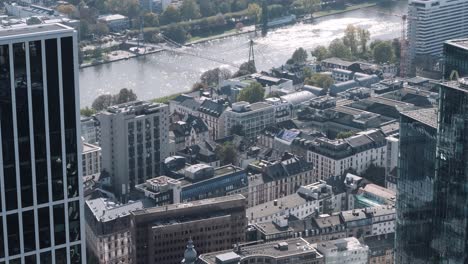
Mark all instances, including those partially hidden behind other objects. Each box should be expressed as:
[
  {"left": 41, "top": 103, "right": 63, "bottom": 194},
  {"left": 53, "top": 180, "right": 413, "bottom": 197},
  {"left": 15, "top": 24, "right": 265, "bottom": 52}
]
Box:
[{"left": 377, "top": 12, "right": 414, "bottom": 78}]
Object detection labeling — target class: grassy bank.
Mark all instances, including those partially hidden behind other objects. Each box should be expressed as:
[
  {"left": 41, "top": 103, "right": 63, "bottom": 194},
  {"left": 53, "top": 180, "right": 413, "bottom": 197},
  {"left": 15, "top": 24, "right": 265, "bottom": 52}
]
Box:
[
  {"left": 151, "top": 92, "right": 183, "bottom": 104},
  {"left": 313, "top": 2, "right": 377, "bottom": 18}
]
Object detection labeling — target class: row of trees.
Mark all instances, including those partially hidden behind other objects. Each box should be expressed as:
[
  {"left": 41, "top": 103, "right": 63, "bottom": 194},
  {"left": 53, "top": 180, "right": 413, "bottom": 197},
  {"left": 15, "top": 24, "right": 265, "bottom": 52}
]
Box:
[
  {"left": 311, "top": 24, "right": 400, "bottom": 64},
  {"left": 88, "top": 88, "right": 138, "bottom": 113}
]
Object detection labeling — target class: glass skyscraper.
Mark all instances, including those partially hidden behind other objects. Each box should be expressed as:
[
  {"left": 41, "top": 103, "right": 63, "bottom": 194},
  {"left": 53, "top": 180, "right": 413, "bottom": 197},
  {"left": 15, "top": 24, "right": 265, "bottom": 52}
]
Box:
[
  {"left": 0, "top": 24, "right": 85, "bottom": 263},
  {"left": 444, "top": 39, "right": 468, "bottom": 79},
  {"left": 432, "top": 80, "right": 468, "bottom": 264},
  {"left": 396, "top": 108, "right": 437, "bottom": 263}
]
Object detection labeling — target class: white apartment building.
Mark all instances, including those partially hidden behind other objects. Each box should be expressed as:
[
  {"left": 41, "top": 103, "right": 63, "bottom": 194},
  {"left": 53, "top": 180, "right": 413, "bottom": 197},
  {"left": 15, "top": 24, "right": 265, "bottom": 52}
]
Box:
[
  {"left": 82, "top": 142, "right": 101, "bottom": 181},
  {"left": 317, "top": 237, "right": 369, "bottom": 264},
  {"left": 367, "top": 206, "right": 396, "bottom": 236},
  {"left": 246, "top": 154, "right": 316, "bottom": 207},
  {"left": 307, "top": 129, "right": 387, "bottom": 181},
  {"left": 96, "top": 101, "right": 169, "bottom": 198},
  {"left": 81, "top": 115, "right": 100, "bottom": 144},
  {"left": 224, "top": 101, "right": 275, "bottom": 139},
  {"left": 198, "top": 98, "right": 228, "bottom": 140},
  {"left": 407, "top": 0, "right": 468, "bottom": 64}
]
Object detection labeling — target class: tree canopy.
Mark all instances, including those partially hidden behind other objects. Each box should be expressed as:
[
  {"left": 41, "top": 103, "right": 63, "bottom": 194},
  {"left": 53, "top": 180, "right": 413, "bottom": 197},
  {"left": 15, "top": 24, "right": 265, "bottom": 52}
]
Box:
[
  {"left": 233, "top": 61, "right": 257, "bottom": 77},
  {"left": 237, "top": 82, "right": 265, "bottom": 103},
  {"left": 289, "top": 47, "right": 308, "bottom": 64},
  {"left": 200, "top": 68, "right": 232, "bottom": 86},
  {"left": 91, "top": 88, "right": 138, "bottom": 111},
  {"left": 373, "top": 41, "right": 394, "bottom": 63},
  {"left": 180, "top": 0, "right": 201, "bottom": 20},
  {"left": 328, "top": 38, "right": 351, "bottom": 59},
  {"left": 215, "top": 142, "right": 237, "bottom": 165},
  {"left": 311, "top": 45, "right": 329, "bottom": 61},
  {"left": 305, "top": 73, "right": 334, "bottom": 89}
]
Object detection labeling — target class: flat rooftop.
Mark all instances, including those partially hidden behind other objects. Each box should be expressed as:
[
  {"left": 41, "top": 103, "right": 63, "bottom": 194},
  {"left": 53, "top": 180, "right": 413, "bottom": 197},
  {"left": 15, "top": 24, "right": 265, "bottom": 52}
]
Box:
[
  {"left": 247, "top": 193, "right": 307, "bottom": 220},
  {"left": 86, "top": 198, "right": 144, "bottom": 223},
  {"left": 199, "top": 238, "right": 321, "bottom": 263},
  {"left": 0, "top": 23, "right": 73, "bottom": 40},
  {"left": 132, "top": 194, "right": 245, "bottom": 216},
  {"left": 401, "top": 108, "right": 437, "bottom": 129}
]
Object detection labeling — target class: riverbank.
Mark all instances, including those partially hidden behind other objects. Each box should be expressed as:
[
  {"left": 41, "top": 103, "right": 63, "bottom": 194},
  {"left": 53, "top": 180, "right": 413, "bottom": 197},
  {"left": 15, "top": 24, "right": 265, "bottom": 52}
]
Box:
[{"left": 312, "top": 2, "right": 377, "bottom": 18}]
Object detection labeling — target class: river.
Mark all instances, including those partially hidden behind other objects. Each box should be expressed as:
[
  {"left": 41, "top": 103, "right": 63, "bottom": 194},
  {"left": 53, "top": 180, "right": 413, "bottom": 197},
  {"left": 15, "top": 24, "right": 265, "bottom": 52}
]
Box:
[{"left": 79, "top": 1, "right": 408, "bottom": 107}]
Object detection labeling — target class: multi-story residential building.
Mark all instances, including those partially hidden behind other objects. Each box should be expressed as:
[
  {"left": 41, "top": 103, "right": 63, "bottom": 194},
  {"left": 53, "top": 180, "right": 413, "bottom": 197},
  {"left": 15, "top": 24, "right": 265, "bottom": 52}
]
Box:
[
  {"left": 395, "top": 108, "right": 437, "bottom": 264},
  {"left": 407, "top": 0, "right": 468, "bottom": 72},
  {"left": 253, "top": 205, "right": 394, "bottom": 244},
  {"left": 198, "top": 98, "right": 228, "bottom": 140},
  {"left": 136, "top": 164, "right": 248, "bottom": 206},
  {"left": 81, "top": 115, "right": 100, "bottom": 144},
  {"left": 364, "top": 234, "right": 395, "bottom": 264},
  {"left": 82, "top": 142, "right": 101, "bottom": 181},
  {"left": 247, "top": 180, "right": 346, "bottom": 224},
  {"left": 307, "top": 129, "right": 387, "bottom": 180},
  {"left": 0, "top": 24, "right": 85, "bottom": 263},
  {"left": 432, "top": 80, "right": 468, "bottom": 263},
  {"left": 443, "top": 39, "right": 468, "bottom": 79},
  {"left": 168, "top": 94, "right": 201, "bottom": 116},
  {"left": 247, "top": 153, "right": 315, "bottom": 207},
  {"left": 317, "top": 237, "right": 369, "bottom": 264},
  {"left": 131, "top": 194, "right": 247, "bottom": 264},
  {"left": 198, "top": 238, "right": 324, "bottom": 264},
  {"left": 85, "top": 198, "right": 144, "bottom": 264},
  {"left": 169, "top": 114, "right": 209, "bottom": 152},
  {"left": 96, "top": 101, "right": 169, "bottom": 198},
  {"left": 331, "top": 69, "right": 369, "bottom": 82},
  {"left": 224, "top": 101, "right": 275, "bottom": 139},
  {"left": 264, "top": 97, "right": 291, "bottom": 123}
]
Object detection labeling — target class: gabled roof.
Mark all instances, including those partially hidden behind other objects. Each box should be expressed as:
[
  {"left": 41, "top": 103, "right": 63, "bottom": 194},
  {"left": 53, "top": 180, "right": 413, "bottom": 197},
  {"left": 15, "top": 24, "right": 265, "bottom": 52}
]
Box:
[{"left": 198, "top": 99, "right": 228, "bottom": 117}]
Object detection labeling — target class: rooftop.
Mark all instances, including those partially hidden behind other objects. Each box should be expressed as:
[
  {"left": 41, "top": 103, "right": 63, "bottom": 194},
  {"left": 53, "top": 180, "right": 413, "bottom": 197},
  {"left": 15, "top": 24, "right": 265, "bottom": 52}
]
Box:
[
  {"left": 132, "top": 194, "right": 245, "bottom": 216},
  {"left": 86, "top": 198, "right": 144, "bottom": 223},
  {"left": 247, "top": 193, "right": 308, "bottom": 220},
  {"left": 401, "top": 108, "right": 437, "bottom": 129},
  {"left": 0, "top": 23, "right": 73, "bottom": 40},
  {"left": 317, "top": 237, "right": 367, "bottom": 253},
  {"left": 199, "top": 238, "right": 322, "bottom": 263}
]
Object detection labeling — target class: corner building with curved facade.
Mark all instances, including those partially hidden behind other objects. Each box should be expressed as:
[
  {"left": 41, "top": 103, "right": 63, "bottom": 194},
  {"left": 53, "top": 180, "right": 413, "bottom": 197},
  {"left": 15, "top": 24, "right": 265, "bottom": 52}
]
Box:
[{"left": 0, "top": 24, "right": 85, "bottom": 264}]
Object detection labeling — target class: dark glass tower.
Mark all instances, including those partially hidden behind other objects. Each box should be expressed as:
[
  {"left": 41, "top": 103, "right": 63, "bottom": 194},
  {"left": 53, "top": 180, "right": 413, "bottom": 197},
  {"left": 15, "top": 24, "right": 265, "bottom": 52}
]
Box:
[
  {"left": 396, "top": 108, "right": 437, "bottom": 263},
  {"left": 444, "top": 39, "right": 468, "bottom": 79},
  {"left": 0, "top": 24, "right": 85, "bottom": 263},
  {"left": 432, "top": 80, "right": 468, "bottom": 264}
]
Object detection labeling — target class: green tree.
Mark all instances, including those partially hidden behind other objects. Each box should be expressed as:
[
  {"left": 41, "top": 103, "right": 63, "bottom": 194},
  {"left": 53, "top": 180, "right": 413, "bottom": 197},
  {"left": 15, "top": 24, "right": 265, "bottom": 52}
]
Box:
[
  {"left": 247, "top": 3, "right": 261, "bottom": 23},
  {"left": 268, "top": 4, "right": 285, "bottom": 19},
  {"left": 113, "top": 88, "right": 137, "bottom": 104},
  {"left": 343, "top": 24, "right": 358, "bottom": 55},
  {"left": 233, "top": 61, "right": 257, "bottom": 77},
  {"left": 143, "top": 12, "right": 159, "bottom": 27},
  {"left": 312, "top": 45, "right": 329, "bottom": 61},
  {"left": 200, "top": 68, "right": 232, "bottom": 86},
  {"left": 261, "top": 0, "right": 268, "bottom": 36},
  {"left": 392, "top": 38, "right": 401, "bottom": 60},
  {"left": 230, "top": 124, "right": 245, "bottom": 136},
  {"left": 163, "top": 24, "right": 187, "bottom": 44},
  {"left": 237, "top": 82, "right": 265, "bottom": 103},
  {"left": 305, "top": 73, "right": 334, "bottom": 89},
  {"left": 92, "top": 47, "right": 103, "bottom": 60},
  {"left": 80, "top": 20, "right": 90, "bottom": 38},
  {"left": 93, "top": 23, "right": 109, "bottom": 36},
  {"left": 357, "top": 27, "right": 370, "bottom": 53},
  {"left": 215, "top": 142, "right": 237, "bottom": 165},
  {"left": 80, "top": 107, "right": 96, "bottom": 117},
  {"left": 180, "top": 0, "right": 201, "bottom": 20},
  {"left": 290, "top": 47, "right": 308, "bottom": 64},
  {"left": 160, "top": 5, "right": 181, "bottom": 25},
  {"left": 219, "top": 2, "right": 231, "bottom": 13},
  {"left": 336, "top": 131, "right": 355, "bottom": 139},
  {"left": 92, "top": 94, "right": 113, "bottom": 111},
  {"left": 198, "top": 0, "right": 216, "bottom": 17},
  {"left": 373, "top": 41, "right": 394, "bottom": 63},
  {"left": 299, "top": 0, "right": 320, "bottom": 14},
  {"left": 328, "top": 38, "right": 351, "bottom": 59}
]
